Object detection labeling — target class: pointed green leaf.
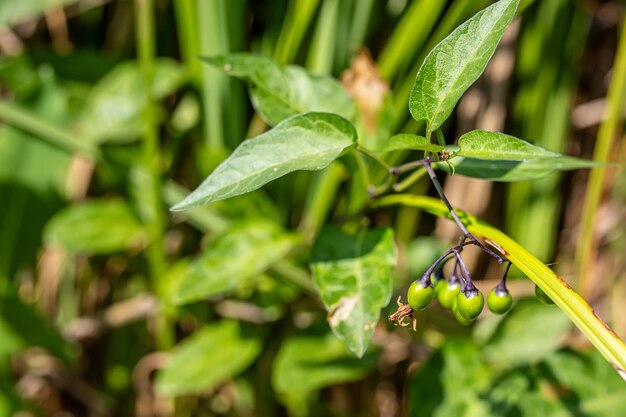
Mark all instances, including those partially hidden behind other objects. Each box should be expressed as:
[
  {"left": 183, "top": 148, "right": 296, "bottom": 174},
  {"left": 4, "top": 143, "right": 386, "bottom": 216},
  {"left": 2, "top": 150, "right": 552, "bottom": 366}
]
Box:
[
  {"left": 156, "top": 321, "right": 262, "bottom": 396},
  {"left": 374, "top": 133, "right": 445, "bottom": 154},
  {"left": 44, "top": 199, "right": 148, "bottom": 254},
  {"left": 456, "top": 130, "right": 560, "bottom": 160},
  {"left": 409, "top": 0, "right": 519, "bottom": 132},
  {"left": 438, "top": 155, "right": 606, "bottom": 181},
  {"left": 310, "top": 227, "right": 397, "bottom": 357},
  {"left": 173, "top": 220, "right": 299, "bottom": 305},
  {"left": 202, "top": 54, "right": 356, "bottom": 125},
  {"left": 171, "top": 112, "right": 357, "bottom": 211}
]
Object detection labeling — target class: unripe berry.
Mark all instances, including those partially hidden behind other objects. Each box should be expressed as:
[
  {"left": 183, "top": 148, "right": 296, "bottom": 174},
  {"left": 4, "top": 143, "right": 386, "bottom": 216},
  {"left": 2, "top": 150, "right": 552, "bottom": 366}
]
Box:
[
  {"left": 456, "top": 289, "right": 484, "bottom": 320},
  {"left": 436, "top": 280, "right": 461, "bottom": 309},
  {"left": 453, "top": 303, "right": 476, "bottom": 326},
  {"left": 487, "top": 288, "right": 512, "bottom": 314},
  {"left": 407, "top": 279, "right": 434, "bottom": 310}
]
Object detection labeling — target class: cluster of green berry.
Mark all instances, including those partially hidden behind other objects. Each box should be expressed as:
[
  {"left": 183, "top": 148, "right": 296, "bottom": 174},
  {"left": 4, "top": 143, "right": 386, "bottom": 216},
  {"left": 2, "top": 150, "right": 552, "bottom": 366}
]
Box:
[
  {"left": 388, "top": 158, "right": 554, "bottom": 330},
  {"left": 389, "top": 243, "right": 514, "bottom": 329},
  {"left": 407, "top": 259, "right": 512, "bottom": 326}
]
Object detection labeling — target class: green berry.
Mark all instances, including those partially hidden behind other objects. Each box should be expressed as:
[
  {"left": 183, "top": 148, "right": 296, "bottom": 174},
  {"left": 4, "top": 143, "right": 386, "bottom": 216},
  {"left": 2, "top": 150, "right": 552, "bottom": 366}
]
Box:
[
  {"left": 407, "top": 280, "right": 434, "bottom": 310},
  {"left": 487, "top": 288, "right": 512, "bottom": 314},
  {"left": 436, "top": 281, "right": 461, "bottom": 309},
  {"left": 453, "top": 303, "right": 476, "bottom": 326},
  {"left": 534, "top": 285, "right": 554, "bottom": 304},
  {"left": 434, "top": 278, "right": 446, "bottom": 293},
  {"left": 456, "top": 290, "right": 484, "bottom": 320}
]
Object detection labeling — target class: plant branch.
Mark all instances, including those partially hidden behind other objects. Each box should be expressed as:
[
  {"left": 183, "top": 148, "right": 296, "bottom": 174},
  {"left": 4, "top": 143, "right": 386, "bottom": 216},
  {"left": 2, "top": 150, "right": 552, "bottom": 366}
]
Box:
[
  {"left": 422, "top": 158, "right": 506, "bottom": 263},
  {"left": 374, "top": 194, "right": 626, "bottom": 380}
]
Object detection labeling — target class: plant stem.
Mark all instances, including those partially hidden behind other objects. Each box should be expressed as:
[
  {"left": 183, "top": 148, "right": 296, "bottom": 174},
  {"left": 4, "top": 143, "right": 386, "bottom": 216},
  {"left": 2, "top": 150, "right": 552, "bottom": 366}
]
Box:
[
  {"left": 501, "top": 262, "right": 512, "bottom": 284},
  {"left": 353, "top": 151, "right": 372, "bottom": 192},
  {"left": 390, "top": 160, "right": 423, "bottom": 175},
  {"left": 306, "top": 0, "right": 339, "bottom": 73},
  {"left": 422, "top": 241, "right": 473, "bottom": 284},
  {"left": 435, "top": 129, "right": 446, "bottom": 146},
  {"left": 135, "top": 0, "right": 170, "bottom": 349},
  {"left": 392, "top": 167, "right": 427, "bottom": 192},
  {"left": 358, "top": 147, "right": 392, "bottom": 171},
  {"left": 298, "top": 162, "right": 346, "bottom": 240},
  {"left": 173, "top": 0, "right": 200, "bottom": 80},
  {"left": 422, "top": 158, "right": 505, "bottom": 263},
  {"left": 576, "top": 21, "right": 626, "bottom": 298},
  {"left": 197, "top": 0, "right": 227, "bottom": 153},
  {"left": 422, "top": 159, "right": 470, "bottom": 238},
  {"left": 273, "top": 0, "right": 320, "bottom": 64},
  {"left": 0, "top": 100, "right": 99, "bottom": 158},
  {"left": 454, "top": 250, "right": 475, "bottom": 291}
]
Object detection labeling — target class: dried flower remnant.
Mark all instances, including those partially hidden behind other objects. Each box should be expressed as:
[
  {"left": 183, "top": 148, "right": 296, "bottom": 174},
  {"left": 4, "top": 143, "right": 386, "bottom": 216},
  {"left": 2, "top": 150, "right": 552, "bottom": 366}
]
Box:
[{"left": 388, "top": 296, "right": 416, "bottom": 331}]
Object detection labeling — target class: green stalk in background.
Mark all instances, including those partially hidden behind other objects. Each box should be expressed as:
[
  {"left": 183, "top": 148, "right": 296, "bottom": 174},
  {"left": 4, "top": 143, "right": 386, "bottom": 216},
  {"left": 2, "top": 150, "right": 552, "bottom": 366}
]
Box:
[
  {"left": 347, "top": 0, "right": 375, "bottom": 52},
  {"left": 306, "top": 0, "right": 339, "bottom": 74},
  {"left": 189, "top": 0, "right": 246, "bottom": 174},
  {"left": 330, "top": 0, "right": 376, "bottom": 72},
  {"left": 134, "top": 0, "right": 170, "bottom": 348},
  {"left": 298, "top": 163, "right": 346, "bottom": 241},
  {"left": 298, "top": 0, "right": 345, "bottom": 239},
  {"left": 0, "top": 100, "right": 98, "bottom": 158},
  {"left": 173, "top": 0, "right": 201, "bottom": 79},
  {"left": 273, "top": 0, "right": 320, "bottom": 65},
  {"left": 506, "top": 0, "right": 589, "bottom": 263},
  {"left": 198, "top": 0, "right": 226, "bottom": 152},
  {"left": 377, "top": 0, "right": 445, "bottom": 82},
  {"left": 576, "top": 22, "right": 626, "bottom": 298}
]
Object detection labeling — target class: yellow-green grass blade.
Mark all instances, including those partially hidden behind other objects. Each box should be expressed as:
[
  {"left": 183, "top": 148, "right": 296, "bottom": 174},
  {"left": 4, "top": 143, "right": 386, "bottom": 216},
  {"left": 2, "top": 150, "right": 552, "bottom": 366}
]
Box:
[{"left": 375, "top": 194, "right": 626, "bottom": 381}]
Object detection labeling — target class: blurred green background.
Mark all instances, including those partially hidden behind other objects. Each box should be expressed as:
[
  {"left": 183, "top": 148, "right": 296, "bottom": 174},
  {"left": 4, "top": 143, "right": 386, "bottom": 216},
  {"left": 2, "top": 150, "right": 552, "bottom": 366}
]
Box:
[{"left": 1, "top": 0, "right": 625, "bottom": 416}]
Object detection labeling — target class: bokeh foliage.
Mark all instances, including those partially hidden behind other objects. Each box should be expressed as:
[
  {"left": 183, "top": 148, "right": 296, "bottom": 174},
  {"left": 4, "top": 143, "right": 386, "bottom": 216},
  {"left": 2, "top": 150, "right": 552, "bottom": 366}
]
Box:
[{"left": 0, "top": 0, "right": 625, "bottom": 416}]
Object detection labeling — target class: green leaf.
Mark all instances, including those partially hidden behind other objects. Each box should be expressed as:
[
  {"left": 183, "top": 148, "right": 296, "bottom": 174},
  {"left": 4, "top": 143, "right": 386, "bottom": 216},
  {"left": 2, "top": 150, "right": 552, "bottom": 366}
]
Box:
[
  {"left": 409, "top": 0, "right": 519, "bottom": 132},
  {"left": 173, "top": 220, "right": 299, "bottom": 305},
  {"left": 375, "top": 194, "right": 626, "bottom": 381},
  {"left": 202, "top": 54, "right": 356, "bottom": 126},
  {"left": 171, "top": 112, "right": 357, "bottom": 211},
  {"left": 456, "top": 130, "right": 560, "bottom": 160},
  {"left": 79, "top": 59, "right": 186, "bottom": 143},
  {"left": 272, "top": 331, "right": 376, "bottom": 412},
  {"left": 482, "top": 298, "right": 571, "bottom": 367},
  {"left": 155, "top": 321, "right": 262, "bottom": 396},
  {"left": 44, "top": 199, "right": 148, "bottom": 254},
  {"left": 0, "top": 55, "right": 40, "bottom": 99},
  {"left": 438, "top": 155, "right": 605, "bottom": 181},
  {"left": 543, "top": 349, "right": 626, "bottom": 416},
  {"left": 0, "top": 73, "right": 71, "bottom": 276},
  {"left": 409, "top": 339, "right": 494, "bottom": 417},
  {"left": 374, "top": 133, "right": 445, "bottom": 154},
  {"left": 310, "top": 227, "right": 397, "bottom": 357}
]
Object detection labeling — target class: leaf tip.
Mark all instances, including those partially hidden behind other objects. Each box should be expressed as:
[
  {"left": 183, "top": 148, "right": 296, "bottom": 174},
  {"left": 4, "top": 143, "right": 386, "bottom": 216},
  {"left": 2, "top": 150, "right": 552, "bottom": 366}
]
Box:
[
  {"left": 170, "top": 195, "right": 202, "bottom": 212},
  {"left": 169, "top": 201, "right": 188, "bottom": 212}
]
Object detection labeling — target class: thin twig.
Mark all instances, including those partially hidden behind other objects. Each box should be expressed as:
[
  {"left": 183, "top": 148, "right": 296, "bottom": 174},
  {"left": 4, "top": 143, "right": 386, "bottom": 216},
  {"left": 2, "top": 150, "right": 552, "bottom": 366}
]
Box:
[{"left": 422, "top": 158, "right": 506, "bottom": 264}]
